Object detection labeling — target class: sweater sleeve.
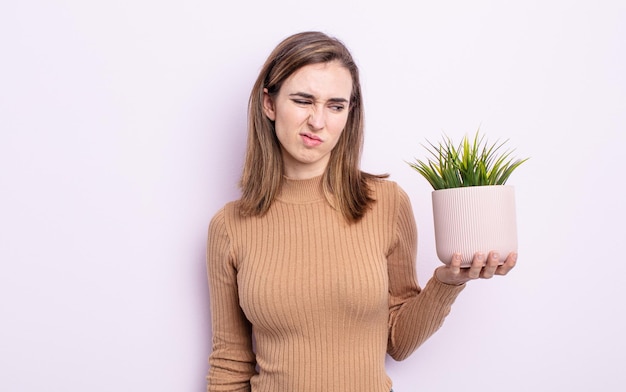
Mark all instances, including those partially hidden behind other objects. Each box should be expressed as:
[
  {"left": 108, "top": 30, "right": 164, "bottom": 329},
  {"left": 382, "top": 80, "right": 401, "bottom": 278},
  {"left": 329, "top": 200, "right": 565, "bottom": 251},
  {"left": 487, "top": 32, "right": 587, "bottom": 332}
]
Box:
[
  {"left": 206, "top": 207, "right": 256, "bottom": 391},
  {"left": 386, "top": 186, "right": 466, "bottom": 361}
]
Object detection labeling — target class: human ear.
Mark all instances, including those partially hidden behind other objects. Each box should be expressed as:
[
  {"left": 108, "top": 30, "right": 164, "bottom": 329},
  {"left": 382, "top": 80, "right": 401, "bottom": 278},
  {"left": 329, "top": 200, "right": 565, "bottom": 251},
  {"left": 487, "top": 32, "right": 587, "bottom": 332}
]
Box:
[{"left": 262, "top": 88, "right": 276, "bottom": 121}]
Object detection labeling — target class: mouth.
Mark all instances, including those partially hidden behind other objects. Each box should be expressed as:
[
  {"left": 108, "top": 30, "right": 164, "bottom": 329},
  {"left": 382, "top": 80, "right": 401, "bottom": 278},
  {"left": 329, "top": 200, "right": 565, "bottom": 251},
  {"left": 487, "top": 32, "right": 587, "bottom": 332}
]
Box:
[
  {"left": 300, "top": 132, "right": 323, "bottom": 147},
  {"left": 301, "top": 132, "right": 322, "bottom": 142}
]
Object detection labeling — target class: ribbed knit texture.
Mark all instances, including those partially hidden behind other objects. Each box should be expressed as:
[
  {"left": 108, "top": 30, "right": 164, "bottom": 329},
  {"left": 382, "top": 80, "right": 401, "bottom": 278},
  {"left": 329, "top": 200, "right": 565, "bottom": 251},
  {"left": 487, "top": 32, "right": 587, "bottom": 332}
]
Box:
[{"left": 206, "top": 176, "right": 465, "bottom": 392}]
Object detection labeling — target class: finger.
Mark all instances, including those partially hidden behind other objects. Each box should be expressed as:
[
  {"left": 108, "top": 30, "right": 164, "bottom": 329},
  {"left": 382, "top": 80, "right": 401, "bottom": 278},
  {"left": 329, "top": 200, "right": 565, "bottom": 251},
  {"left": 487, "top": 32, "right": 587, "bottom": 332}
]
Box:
[
  {"left": 481, "top": 252, "right": 500, "bottom": 279},
  {"left": 495, "top": 252, "right": 518, "bottom": 276},
  {"left": 436, "top": 254, "right": 464, "bottom": 285},
  {"left": 468, "top": 252, "right": 485, "bottom": 279},
  {"left": 449, "top": 253, "right": 463, "bottom": 274}
]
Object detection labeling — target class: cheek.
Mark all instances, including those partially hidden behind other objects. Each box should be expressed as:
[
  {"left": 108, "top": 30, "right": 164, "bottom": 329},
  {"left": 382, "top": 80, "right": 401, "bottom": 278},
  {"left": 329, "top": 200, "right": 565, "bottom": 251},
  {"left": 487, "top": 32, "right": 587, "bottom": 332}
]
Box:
[
  {"left": 274, "top": 106, "right": 308, "bottom": 132},
  {"left": 270, "top": 114, "right": 289, "bottom": 144},
  {"left": 327, "top": 125, "right": 347, "bottom": 152},
  {"left": 272, "top": 115, "right": 299, "bottom": 150},
  {"left": 328, "top": 114, "right": 350, "bottom": 136},
  {"left": 273, "top": 124, "right": 289, "bottom": 150}
]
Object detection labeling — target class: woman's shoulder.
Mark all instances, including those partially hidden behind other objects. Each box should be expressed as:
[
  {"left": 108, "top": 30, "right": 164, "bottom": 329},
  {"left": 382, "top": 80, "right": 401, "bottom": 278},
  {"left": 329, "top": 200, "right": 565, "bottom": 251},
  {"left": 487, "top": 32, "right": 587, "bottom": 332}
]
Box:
[
  {"left": 367, "top": 176, "right": 407, "bottom": 198},
  {"left": 209, "top": 200, "right": 242, "bottom": 230},
  {"left": 367, "top": 176, "right": 413, "bottom": 214}
]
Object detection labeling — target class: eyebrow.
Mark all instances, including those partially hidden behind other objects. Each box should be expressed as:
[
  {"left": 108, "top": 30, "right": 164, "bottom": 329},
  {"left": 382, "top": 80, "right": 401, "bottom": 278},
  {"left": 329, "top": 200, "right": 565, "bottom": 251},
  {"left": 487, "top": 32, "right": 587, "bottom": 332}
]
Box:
[{"left": 289, "top": 92, "right": 349, "bottom": 104}]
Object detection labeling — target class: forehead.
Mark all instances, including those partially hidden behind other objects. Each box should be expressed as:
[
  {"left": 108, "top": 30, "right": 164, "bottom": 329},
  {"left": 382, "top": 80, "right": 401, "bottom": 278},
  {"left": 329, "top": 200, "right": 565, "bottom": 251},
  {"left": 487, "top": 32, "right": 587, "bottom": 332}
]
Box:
[{"left": 282, "top": 61, "right": 353, "bottom": 98}]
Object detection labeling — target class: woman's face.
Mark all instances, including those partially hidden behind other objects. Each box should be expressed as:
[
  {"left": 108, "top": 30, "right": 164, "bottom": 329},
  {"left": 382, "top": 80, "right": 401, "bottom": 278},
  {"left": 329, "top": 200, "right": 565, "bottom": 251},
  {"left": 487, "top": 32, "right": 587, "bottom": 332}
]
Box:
[{"left": 262, "top": 61, "right": 352, "bottom": 179}]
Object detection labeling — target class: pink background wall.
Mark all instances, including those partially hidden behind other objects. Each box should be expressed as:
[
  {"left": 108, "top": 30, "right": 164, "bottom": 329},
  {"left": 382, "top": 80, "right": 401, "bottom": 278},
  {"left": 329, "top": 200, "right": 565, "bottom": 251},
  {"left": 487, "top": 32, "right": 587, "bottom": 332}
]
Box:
[{"left": 2, "top": 1, "right": 624, "bottom": 390}]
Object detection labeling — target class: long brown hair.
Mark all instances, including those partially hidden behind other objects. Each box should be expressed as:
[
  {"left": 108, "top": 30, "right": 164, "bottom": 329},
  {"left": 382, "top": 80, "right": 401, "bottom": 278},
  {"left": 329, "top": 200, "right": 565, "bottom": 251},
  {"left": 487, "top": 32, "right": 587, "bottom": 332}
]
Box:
[{"left": 239, "top": 31, "right": 386, "bottom": 222}]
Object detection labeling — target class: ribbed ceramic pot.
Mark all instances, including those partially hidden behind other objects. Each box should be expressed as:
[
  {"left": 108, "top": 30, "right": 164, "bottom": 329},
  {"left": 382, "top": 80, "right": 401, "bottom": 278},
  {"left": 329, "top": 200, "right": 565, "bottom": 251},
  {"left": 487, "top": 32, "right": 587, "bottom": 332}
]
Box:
[{"left": 432, "top": 185, "right": 518, "bottom": 267}]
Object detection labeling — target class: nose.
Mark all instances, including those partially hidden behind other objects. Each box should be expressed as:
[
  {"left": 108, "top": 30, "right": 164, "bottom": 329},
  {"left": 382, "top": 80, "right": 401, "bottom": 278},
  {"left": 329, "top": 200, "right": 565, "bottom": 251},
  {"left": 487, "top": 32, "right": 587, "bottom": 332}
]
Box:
[{"left": 307, "top": 106, "right": 325, "bottom": 131}]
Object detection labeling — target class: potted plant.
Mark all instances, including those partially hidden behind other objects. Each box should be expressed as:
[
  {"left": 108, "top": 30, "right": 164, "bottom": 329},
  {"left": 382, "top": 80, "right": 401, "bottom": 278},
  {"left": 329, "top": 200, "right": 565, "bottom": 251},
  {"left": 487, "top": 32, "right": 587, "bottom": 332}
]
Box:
[{"left": 407, "top": 131, "right": 528, "bottom": 267}]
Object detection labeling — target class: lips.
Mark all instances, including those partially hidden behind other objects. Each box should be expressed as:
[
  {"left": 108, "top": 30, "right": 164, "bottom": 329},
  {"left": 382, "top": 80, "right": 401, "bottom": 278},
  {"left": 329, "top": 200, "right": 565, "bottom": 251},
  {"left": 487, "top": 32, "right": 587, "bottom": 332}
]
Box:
[{"left": 300, "top": 132, "right": 323, "bottom": 147}]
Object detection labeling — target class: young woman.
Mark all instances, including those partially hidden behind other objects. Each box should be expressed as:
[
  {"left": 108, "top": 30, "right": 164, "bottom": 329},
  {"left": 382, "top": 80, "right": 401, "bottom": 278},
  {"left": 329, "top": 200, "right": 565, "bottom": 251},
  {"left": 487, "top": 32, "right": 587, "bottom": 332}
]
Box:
[{"left": 206, "top": 31, "right": 516, "bottom": 392}]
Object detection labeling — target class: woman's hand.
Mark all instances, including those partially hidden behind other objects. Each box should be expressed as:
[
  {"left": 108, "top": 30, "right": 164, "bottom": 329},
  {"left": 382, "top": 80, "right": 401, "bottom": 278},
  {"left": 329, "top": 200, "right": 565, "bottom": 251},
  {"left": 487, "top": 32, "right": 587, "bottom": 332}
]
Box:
[{"left": 435, "top": 251, "right": 517, "bottom": 286}]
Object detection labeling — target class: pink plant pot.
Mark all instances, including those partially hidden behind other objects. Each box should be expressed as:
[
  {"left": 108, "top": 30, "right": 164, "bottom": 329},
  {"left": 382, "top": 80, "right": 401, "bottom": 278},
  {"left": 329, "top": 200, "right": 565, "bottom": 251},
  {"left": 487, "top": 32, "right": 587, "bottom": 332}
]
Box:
[{"left": 432, "top": 185, "right": 518, "bottom": 267}]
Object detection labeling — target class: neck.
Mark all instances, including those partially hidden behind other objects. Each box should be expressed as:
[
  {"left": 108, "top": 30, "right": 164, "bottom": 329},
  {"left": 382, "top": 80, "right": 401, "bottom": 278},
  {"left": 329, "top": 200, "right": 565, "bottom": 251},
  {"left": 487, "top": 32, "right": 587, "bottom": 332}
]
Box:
[
  {"left": 276, "top": 175, "right": 325, "bottom": 203},
  {"left": 282, "top": 155, "right": 329, "bottom": 180}
]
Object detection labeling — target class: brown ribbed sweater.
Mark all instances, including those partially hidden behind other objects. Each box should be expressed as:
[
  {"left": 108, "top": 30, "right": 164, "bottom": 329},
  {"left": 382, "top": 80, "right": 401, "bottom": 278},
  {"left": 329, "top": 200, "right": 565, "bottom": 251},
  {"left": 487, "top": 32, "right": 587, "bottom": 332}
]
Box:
[{"left": 206, "top": 176, "right": 465, "bottom": 392}]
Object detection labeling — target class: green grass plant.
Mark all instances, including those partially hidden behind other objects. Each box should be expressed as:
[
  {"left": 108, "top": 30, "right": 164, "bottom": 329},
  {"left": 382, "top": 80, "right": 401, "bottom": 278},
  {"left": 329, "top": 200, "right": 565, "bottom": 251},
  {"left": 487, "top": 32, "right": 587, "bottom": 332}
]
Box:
[{"left": 407, "top": 131, "right": 528, "bottom": 190}]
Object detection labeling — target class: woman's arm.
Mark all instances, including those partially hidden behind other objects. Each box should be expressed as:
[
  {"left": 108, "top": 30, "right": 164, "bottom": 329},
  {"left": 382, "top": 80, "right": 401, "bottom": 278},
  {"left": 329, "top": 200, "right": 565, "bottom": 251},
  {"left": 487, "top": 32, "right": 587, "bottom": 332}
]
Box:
[
  {"left": 206, "top": 207, "right": 256, "bottom": 391},
  {"left": 386, "top": 187, "right": 517, "bottom": 361},
  {"left": 386, "top": 187, "right": 465, "bottom": 361}
]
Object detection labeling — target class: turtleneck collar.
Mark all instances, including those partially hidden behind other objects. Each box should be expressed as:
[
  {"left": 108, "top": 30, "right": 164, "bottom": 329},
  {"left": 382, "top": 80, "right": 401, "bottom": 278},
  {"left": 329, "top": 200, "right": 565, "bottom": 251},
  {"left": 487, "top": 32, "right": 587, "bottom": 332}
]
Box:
[{"left": 276, "top": 175, "right": 326, "bottom": 203}]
